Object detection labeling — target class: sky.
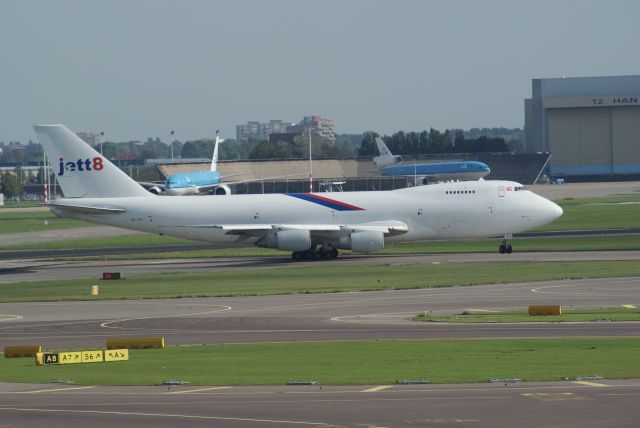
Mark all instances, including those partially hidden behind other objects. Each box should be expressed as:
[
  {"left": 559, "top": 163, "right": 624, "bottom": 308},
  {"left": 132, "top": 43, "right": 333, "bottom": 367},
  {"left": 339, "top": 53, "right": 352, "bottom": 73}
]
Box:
[{"left": 1, "top": 0, "right": 638, "bottom": 143}]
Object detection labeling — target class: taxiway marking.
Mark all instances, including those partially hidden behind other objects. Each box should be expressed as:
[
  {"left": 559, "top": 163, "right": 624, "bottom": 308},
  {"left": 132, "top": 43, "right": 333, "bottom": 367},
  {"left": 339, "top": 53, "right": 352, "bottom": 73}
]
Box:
[
  {"left": 167, "top": 386, "right": 231, "bottom": 394},
  {"left": 361, "top": 385, "right": 394, "bottom": 393},
  {"left": 17, "top": 386, "right": 96, "bottom": 394},
  {"left": 573, "top": 381, "right": 610, "bottom": 387},
  {"left": 0, "top": 407, "right": 338, "bottom": 426}
]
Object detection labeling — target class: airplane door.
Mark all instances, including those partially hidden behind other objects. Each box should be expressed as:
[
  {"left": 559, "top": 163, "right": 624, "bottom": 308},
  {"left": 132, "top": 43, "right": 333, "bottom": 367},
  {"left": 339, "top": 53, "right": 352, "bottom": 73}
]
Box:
[{"left": 498, "top": 186, "right": 505, "bottom": 197}]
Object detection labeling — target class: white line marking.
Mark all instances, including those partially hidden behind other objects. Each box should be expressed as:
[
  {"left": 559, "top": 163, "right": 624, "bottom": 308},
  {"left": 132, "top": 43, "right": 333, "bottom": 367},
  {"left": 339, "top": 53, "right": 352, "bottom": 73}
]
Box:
[
  {"left": 17, "top": 386, "right": 96, "bottom": 394},
  {"left": 361, "top": 385, "right": 394, "bottom": 393},
  {"left": 573, "top": 381, "right": 610, "bottom": 387},
  {"left": 0, "top": 314, "right": 23, "bottom": 322},
  {"left": 167, "top": 386, "right": 231, "bottom": 394},
  {"left": 0, "top": 407, "right": 336, "bottom": 426}
]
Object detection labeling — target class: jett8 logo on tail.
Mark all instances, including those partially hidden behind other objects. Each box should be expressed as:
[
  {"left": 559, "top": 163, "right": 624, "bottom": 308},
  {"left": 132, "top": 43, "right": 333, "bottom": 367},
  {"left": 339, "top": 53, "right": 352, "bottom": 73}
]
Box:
[{"left": 58, "top": 157, "right": 104, "bottom": 176}]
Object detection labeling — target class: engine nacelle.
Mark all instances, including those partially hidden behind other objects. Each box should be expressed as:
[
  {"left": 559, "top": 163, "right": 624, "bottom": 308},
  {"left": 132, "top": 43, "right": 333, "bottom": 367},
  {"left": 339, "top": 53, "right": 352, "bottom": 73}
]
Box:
[
  {"left": 146, "top": 186, "right": 163, "bottom": 195},
  {"left": 258, "top": 229, "right": 311, "bottom": 252},
  {"left": 373, "top": 155, "right": 403, "bottom": 168},
  {"left": 212, "top": 184, "right": 231, "bottom": 195},
  {"left": 339, "top": 231, "right": 385, "bottom": 253}
]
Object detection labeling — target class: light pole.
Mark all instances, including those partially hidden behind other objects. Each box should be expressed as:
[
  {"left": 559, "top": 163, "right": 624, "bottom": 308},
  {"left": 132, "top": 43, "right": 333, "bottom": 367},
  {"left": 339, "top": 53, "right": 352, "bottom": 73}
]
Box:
[{"left": 170, "top": 130, "right": 175, "bottom": 161}]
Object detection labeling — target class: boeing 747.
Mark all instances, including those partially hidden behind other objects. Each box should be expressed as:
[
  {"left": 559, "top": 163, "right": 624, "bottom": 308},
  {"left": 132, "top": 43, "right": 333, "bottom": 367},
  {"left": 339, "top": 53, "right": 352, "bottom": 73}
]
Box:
[{"left": 37, "top": 125, "right": 561, "bottom": 259}]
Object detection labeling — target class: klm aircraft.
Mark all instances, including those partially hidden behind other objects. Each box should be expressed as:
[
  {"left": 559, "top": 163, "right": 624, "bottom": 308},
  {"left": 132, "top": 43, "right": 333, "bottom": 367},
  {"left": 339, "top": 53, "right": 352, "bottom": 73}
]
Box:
[{"left": 374, "top": 137, "right": 491, "bottom": 185}]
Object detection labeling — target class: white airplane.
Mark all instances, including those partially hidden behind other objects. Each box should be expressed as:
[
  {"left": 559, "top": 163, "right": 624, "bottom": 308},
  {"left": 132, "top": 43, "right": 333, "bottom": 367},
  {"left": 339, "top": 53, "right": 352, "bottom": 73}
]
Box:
[{"left": 36, "top": 124, "right": 562, "bottom": 259}]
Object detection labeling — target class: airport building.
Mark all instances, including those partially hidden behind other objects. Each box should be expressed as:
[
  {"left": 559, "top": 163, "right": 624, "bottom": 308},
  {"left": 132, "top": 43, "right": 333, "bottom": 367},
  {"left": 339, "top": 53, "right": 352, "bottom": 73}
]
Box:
[{"left": 525, "top": 75, "right": 640, "bottom": 178}]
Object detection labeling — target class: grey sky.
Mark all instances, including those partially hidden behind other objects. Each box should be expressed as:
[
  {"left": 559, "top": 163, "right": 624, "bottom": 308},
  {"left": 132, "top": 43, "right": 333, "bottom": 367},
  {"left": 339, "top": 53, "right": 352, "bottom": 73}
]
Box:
[{"left": 1, "top": 0, "right": 638, "bottom": 142}]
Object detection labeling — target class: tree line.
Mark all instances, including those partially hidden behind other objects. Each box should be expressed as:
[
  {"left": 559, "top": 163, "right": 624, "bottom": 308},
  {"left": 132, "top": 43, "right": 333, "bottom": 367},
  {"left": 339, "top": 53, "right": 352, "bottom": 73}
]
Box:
[
  {"left": 1, "top": 128, "right": 512, "bottom": 166},
  {"left": 358, "top": 129, "right": 508, "bottom": 157}
]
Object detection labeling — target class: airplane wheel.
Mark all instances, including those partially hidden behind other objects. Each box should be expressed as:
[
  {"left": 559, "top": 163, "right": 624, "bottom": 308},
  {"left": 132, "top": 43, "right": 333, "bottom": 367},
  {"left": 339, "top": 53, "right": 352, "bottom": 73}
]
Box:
[
  {"left": 323, "top": 249, "right": 338, "bottom": 259},
  {"left": 303, "top": 251, "right": 314, "bottom": 260},
  {"left": 499, "top": 245, "right": 506, "bottom": 254},
  {"left": 506, "top": 245, "right": 513, "bottom": 254},
  {"left": 292, "top": 252, "right": 303, "bottom": 260}
]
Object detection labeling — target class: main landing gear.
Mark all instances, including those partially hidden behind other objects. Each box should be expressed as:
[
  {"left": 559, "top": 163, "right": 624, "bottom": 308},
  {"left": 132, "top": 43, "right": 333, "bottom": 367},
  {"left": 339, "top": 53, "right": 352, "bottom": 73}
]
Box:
[
  {"left": 498, "top": 234, "right": 513, "bottom": 254},
  {"left": 291, "top": 247, "right": 339, "bottom": 261}
]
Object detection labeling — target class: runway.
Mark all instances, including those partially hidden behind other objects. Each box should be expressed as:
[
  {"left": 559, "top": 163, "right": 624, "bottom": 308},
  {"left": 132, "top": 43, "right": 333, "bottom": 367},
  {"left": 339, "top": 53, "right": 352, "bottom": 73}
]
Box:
[
  {"left": 3, "top": 250, "right": 640, "bottom": 283},
  {"left": 1, "top": 380, "right": 639, "bottom": 427},
  {"left": 2, "top": 247, "right": 640, "bottom": 426}
]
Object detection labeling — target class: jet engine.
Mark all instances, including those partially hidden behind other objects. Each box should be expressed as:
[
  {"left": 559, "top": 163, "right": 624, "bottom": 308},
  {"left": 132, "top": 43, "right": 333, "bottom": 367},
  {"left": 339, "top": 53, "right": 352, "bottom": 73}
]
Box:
[
  {"left": 339, "top": 231, "right": 385, "bottom": 253},
  {"left": 373, "top": 155, "right": 403, "bottom": 168},
  {"left": 258, "top": 229, "right": 312, "bottom": 252},
  {"left": 212, "top": 184, "right": 231, "bottom": 195},
  {"left": 147, "top": 186, "right": 163, "bottom": 195}
]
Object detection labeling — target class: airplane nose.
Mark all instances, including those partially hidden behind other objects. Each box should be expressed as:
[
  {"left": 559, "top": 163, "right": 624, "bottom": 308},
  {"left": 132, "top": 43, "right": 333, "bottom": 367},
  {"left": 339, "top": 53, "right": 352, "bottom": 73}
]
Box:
[{"left": 548, "top": 200, "right": 563, "bottom": 220}]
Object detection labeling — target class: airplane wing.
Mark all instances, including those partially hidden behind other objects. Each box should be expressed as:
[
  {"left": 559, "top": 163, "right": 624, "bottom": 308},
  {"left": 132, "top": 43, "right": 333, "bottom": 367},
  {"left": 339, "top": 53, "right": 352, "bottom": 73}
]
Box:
[
  {"left": 47, "top": 203, "right": 126, "bottom": 214},
  {"left": 178, "top": 221, "right": 409, "bottom": 237}
]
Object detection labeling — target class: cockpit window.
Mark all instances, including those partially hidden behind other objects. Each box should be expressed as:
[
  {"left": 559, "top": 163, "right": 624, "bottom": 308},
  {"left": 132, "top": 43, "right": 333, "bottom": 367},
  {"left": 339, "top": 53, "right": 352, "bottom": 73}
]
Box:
[{"left": 514, "top": 186, "right": 527, "bottom": 191}]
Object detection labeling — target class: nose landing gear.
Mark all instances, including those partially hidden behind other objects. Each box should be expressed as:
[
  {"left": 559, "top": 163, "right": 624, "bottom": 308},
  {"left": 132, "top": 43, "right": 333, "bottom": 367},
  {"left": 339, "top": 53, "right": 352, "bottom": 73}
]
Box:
[{"left": 499, "top": 234, "right": 513, "bottom": 254}]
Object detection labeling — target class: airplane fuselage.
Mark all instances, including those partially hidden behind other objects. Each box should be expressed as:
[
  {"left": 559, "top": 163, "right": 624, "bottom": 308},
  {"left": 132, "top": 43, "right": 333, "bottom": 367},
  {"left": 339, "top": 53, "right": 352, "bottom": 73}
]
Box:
[
  {"left": 52, "top": 180, "right": 560, "bottom": 245},
  {"left": 165, "top": 171, "right": 222, "bottom": 196},
  {"left": 380, "top": 161, "right": 490, "bottom": 182}
]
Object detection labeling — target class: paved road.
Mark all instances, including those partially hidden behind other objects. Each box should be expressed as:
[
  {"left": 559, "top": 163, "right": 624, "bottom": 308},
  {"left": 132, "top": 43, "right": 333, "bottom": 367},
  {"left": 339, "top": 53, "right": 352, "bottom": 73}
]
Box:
[{"left": 1, "top": 380, "right": 639, "bottom": 427}]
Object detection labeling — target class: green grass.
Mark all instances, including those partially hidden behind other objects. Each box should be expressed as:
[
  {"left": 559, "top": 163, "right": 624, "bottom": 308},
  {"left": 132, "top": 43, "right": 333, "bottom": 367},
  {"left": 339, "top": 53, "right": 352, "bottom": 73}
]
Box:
[
  {"left": 0, "top": 210, "right": 90, "bottom": 234},
  {"left": 416, "top": 308, "right": 640, "bottom": 323},
  {"left": 2, "top": 338, "right": 639, "bottom": 385},
  {"left": 0, "top": 201, "right": 42, "bottom": 208},
  {"left": 2, "top": 260, "right": 640, "bottom": 303},
  {"left": 537, "top": 195, "right": 640, "bottom": 231}
]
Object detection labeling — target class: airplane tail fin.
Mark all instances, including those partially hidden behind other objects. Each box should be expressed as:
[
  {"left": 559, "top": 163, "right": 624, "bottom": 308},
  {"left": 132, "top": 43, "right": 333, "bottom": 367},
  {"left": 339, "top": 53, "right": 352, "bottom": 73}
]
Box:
[
  {"left": 210, "top": 130, "right": 224, "bottom": 172},
  {"left": 34, "top": 124, "right": 151, "bottom": 198},
  {"left": 373, "top": 137, "right": 402, "bottom": 168}
]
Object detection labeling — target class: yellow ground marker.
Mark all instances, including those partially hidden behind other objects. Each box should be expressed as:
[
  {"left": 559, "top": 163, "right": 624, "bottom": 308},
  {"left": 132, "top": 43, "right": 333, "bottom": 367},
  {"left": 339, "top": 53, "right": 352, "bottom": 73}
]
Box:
[
  {"left": 167, "top": 386, "right": 231, "bottom": 394},
  {"left": 361, "top": 385, "right": 394, "bottom": 393},
  {"left": 621, "top": 304, "right": 637, "bottom": 309},
  {"left": 573, "top": 381, "right": 610, "bottom": 387}
]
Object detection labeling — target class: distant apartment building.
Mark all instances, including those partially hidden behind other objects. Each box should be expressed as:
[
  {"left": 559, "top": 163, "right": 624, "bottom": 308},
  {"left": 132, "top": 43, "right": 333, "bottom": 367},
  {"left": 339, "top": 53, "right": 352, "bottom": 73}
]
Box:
[
  {"left": 236, "top": 116, "right": 335, "bottom": 143},
  {"left": 236, "top": 120, "right": 292, "bottom": 141},
  {"left": 76, "top": 132, "right": 102, "bottom": 147},
  {"left": 286, "top": 116, "right": 336, "bottom": 143}
]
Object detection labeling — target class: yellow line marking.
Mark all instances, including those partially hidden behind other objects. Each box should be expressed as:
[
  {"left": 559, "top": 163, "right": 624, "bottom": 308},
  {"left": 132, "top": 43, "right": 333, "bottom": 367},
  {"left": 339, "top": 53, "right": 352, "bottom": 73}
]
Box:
[
  {"left": 167, "top": 386, "right": 231, "bottom": 394},
  {"left": 573, "top": 381, "right": 610, "bottom": 387},
  {"left": 18, "top": 386, "right": 96, "bottom": 394},
  {"left": 0, "top": 407, "right": 335, "bottom": 426},
  {"left": 361, "top": 385, "right": 394, "bottom": 393},
  {"left": 621, "top": 304, "right": 637, "bottom": 309}
]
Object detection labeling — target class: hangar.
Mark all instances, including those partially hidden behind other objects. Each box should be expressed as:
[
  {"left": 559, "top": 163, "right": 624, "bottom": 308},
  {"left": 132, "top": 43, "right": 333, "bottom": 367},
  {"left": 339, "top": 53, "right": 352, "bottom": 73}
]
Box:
[{"left": 525, "top": 75, "right": 640, "bottom": 179}]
